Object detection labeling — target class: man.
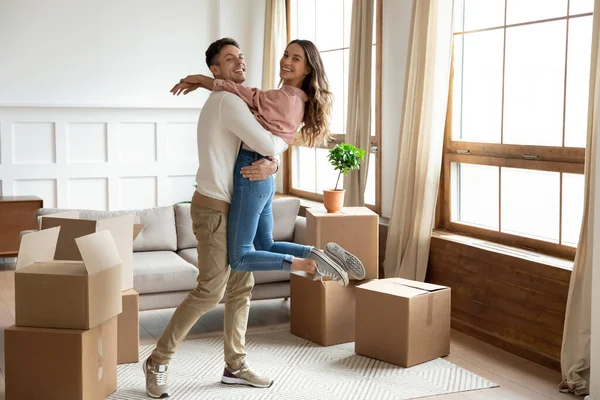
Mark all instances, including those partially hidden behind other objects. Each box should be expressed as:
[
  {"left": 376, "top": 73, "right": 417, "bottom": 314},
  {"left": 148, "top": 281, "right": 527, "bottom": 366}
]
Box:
[
  {"left": 142, "top": 38, "right": 286, "bottom": 398},
  {"left": 143, "top": 37, "right": 348, "bottom": 399}
]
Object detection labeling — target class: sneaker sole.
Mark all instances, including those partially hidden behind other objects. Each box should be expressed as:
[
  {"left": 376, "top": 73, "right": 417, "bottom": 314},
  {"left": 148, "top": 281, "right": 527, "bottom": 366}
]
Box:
[
  {"left": 311, "top": 250, "right": 349, "bottom": 286},
  {"left": 325, "top": 244, "right": 366, "bottom": 280},
  {"left": 142, "top": 360, "right": 170, "bottom": 399},
  {"left": 221, "top": 376, "right": 273, "bottom": 388}
]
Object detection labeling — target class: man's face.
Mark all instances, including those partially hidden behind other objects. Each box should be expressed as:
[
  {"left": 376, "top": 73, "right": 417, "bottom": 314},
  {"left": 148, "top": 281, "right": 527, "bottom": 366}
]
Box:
[{"left": 210, "top": 45, "right": 246, "bottom": 83}]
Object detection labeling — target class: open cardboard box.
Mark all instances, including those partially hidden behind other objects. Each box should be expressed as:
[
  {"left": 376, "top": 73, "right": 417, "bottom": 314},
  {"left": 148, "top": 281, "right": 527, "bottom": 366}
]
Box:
[
  {"left": 15, "top": 227, "right": 123, "bottom": 330},
  {"left": 39, "top": 212, "right": 143, "bottom": 291}
]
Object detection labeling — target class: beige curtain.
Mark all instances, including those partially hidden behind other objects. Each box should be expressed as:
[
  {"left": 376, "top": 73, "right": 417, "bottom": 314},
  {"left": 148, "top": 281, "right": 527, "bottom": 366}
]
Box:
[
  {"left": 559, "top": 0, "right": 600, "bottom": 396},
  {"left": 262, "top": 0, "right": 287, "bottom": 91},
  {"left": 383, "top": 0, "right": 453, "bottom": 281},
  {"left": 343, "top": 0, "right": 375, "bottom": 206},
  {"left": 262, "top": 0, "right": 287, "bottom": 188}
]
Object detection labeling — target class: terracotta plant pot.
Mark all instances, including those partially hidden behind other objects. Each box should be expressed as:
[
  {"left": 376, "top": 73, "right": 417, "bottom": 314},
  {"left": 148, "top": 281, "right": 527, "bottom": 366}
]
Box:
[{"left": 323, "top": 189, "right": 345, "bottom": 213}]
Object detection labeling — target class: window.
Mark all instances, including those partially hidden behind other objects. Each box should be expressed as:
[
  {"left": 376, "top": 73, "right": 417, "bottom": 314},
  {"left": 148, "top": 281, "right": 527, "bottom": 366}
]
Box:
[
  {"left": 442, "top": 0, "right": 593, "bottom": 258},
  {"left": 286, "top": 0, "right": 381, "bottom": 210}
]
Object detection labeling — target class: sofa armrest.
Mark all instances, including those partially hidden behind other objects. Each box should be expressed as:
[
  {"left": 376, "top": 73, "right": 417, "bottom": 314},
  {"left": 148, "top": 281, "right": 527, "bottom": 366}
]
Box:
[{"left": 292, "top": 216, "right": 308, "bottom": 245}]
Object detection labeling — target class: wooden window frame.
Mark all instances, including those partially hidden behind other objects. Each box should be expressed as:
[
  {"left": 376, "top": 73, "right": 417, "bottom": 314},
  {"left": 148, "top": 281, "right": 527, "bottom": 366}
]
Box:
[
  {"left": 283, "top": 0, "right": 383, "bottom": 214},
  {"left": 439, "top": 7, "right": 591, "bottom": 260}
]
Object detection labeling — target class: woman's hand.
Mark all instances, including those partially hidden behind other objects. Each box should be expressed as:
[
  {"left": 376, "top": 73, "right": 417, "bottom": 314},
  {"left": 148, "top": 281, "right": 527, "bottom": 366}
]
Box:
[
  {"left": 170, "top": 74, "right": 215, "bottom": 96},
  {"left": 170, "top": 81, "right": 199, "bottom": 96}
]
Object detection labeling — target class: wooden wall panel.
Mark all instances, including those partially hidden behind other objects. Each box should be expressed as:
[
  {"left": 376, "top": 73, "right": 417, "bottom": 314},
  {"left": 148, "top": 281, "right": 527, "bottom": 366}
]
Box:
[{"left": 426, "top": 235, "right": 571, "bottom": 371}]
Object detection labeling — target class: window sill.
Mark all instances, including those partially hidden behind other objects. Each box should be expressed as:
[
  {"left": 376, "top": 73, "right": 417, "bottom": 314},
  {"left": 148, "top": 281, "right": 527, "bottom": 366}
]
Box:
[{"left": 432, "top": 229, "right": 574, "bottom": 271}]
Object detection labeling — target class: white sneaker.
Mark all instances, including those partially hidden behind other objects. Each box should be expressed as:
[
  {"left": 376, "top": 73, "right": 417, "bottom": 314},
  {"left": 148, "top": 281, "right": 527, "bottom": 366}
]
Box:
[
  {"left": 325, "top": 242, "right": 366, "bottom": 280},
  {"left": 308, "top": 248, "right": 349, "bottom": 286},
  {"left": 221, "top": 363, "right": 273, "bottom": 388}
]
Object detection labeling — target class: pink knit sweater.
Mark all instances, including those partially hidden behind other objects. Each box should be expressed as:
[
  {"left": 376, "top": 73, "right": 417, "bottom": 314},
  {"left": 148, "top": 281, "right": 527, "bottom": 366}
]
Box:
[{"left": 213, "top": 79, "right": 308, "bottom": 145}]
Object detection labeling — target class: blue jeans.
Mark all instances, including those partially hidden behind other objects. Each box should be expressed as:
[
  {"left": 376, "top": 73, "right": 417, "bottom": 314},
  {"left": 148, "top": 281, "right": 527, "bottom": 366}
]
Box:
[{"left": 228, "top": 149, "right": 312, "bottom": 271}]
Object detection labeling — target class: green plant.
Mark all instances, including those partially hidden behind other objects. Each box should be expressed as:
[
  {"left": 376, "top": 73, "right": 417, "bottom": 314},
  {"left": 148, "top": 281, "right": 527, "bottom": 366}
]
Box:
[{"left": 327, "top": 142, "right": 365, "bottom": 190}]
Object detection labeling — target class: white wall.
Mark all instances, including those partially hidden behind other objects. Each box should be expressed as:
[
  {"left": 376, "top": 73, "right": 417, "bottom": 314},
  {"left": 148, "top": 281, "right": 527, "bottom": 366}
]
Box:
[
  {"left": 0, "top": 0, "right": 267, "bottom": 210},
  {"left": 380, "top": 0, "right": 413, "bottom": 218}
]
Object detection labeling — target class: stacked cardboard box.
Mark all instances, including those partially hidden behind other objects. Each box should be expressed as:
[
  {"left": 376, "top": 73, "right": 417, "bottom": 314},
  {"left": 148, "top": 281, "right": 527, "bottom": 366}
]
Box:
[
  {"left": 6, "top": 213, "right": 143, "bottom": 399},
  {"left": 6, "top": 227, "right": 123, "bottom": 399},
  {"left": 291, "top": 207, "right": 379, "bottom": 346}
]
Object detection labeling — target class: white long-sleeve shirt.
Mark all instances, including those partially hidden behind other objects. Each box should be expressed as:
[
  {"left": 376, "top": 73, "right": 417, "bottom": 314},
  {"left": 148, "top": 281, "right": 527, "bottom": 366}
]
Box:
[{"left": 194, "top": 91, "right": 288, "bottom": 207}]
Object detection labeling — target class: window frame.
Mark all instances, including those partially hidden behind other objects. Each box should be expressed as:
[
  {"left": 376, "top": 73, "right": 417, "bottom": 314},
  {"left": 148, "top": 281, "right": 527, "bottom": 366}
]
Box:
[
  {"left": 439, "top": 6, "right": 591, "bottom": 260},
  {"left": 283, "top": 0, "right": 383, "bottom": 214}
]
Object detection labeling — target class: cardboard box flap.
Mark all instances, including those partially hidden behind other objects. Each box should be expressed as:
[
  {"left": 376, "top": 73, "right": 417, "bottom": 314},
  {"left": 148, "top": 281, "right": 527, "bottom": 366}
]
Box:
[
  {"left": 75, "top": 230, "right": 122, "bottom": 275},
  {"left": 41, "top": 217, "right": 99, "bottom": 261},
  {"left": 133, "top": 224, "right": 145, "bottom": 240},
  {"left": 358, "top": 279, "right": 428, "bottom": 298},
  {"left": 388, "top": 278, "right": 449, "bottom": 293},
  {"left": 37, "top": 210, "right": 80, "bottom": 230},
  {"left": 15, "top": 227, "right": 61, "bottom": 271},
  {"left": 97, "top": 213, "right": 134, "bottom": 257}
]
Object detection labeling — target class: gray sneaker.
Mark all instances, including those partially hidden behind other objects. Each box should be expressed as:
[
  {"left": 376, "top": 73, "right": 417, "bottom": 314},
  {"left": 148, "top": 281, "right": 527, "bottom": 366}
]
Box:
[
  {"left": 325, "top": 242, "right": 366, "bottom": 280},
  {"left": 143, "top": 356, "right": 169, "bottom": 398},
  {"left": 308, "top": 248, "right": 349, "bottom": 286},
  {"left": 221, "top": 363, "right": 273, "bottom": 388}
]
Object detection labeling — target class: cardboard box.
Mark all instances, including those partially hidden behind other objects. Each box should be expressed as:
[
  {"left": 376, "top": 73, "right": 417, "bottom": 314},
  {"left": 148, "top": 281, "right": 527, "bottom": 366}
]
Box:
[
  {"left": 118, "top": 289, "right": 140, "bottom": 364},
  {"left": 15, "top": 227, "right": 122, "bottom": 330},
  {"left": 40, "top": 212, "right": 144, "bottom": 291},
  {"left": 5, "top": 316, "right": 118, "bottom": 400},
  {"left": 290, "top": 272, "right": 362, "bottom": 346},
  {"left": 306, "top": 207, "right": 379, "bottom": 280},
  {"left": 355, "top": 278, "right": 451, "bottom": 367}
]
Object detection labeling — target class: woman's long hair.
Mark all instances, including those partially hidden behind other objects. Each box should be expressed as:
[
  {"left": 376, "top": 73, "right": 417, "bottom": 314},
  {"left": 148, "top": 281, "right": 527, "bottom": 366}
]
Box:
[{"left": 288, "top": 40, "right": 333, "bottom": 148}]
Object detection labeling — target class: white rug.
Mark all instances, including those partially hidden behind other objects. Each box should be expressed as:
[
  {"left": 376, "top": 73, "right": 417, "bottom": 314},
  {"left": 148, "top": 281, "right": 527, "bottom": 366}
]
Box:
[{"left": 110, "top": 330, "right": 497, "bottom": 399}]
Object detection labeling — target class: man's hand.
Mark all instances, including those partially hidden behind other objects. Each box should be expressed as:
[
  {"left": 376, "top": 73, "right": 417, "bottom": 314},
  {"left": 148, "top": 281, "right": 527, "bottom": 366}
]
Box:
[
  {"left": 240, "top": 158, "right": 278, "bottom": 181},
  {"left": 170, "top": 81, "right": 199, "bottom": 96}
]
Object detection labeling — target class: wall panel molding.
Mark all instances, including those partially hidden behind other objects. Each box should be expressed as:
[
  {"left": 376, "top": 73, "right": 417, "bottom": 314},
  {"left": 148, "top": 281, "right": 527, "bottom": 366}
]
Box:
[{"left": 0, "top": 106, "right": 199, "bottom": 210}]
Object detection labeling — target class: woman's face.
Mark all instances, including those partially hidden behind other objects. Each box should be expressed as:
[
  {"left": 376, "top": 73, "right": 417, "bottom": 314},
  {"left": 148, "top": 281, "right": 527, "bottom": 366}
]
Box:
[{"left": 280, "top": 43, "right": 310, "bottom": 84}]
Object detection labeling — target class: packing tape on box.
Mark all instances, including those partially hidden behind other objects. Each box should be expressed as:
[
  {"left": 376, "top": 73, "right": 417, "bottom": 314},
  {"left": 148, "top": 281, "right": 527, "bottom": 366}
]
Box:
[
  {"left": 427, "top": 295, "right": 433, "bottom": 326},
  {"left": 97, "top": 324, "right": 104, "bottom": 380}
]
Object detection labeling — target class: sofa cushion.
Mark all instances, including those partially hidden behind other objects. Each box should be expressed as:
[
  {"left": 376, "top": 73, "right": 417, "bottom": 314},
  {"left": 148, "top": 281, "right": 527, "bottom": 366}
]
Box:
[
  {"left": 177, "top": 248, "right": 197, "bottom": 266},
  {"left": 177, "top": 248, "right": 290, "bottom": 284},
  {"left": 133, "top": 251, "right": 198, "bottom": 294},
  {"left": 35, "top": 206, "right": 178, "bottom": 252},
  {"left": 174, "top": 204, "right": 196, "bottom": 251},
  {"left": 174, "top": 198, "right": 300, "bottom": 250},
  {"left": 272, "top": 198, "right": 300, "bottom": 242}
]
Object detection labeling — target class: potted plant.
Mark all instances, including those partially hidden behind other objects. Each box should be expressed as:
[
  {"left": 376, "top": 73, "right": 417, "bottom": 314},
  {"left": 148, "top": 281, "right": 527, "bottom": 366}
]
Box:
[{"left": 324, "top": 142, "right": 365, "bottom": 213}]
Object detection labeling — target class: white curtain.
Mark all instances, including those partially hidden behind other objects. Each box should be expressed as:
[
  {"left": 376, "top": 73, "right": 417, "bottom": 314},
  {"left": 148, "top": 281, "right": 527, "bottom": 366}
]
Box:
[
  {"left": 383, "top": 0, "right": 454, "bottom": 281},
  {"left": 560, "top": 0, "right": 600, "bottom": 396},
  {"left": 262, "top": 0, "right": 287, "bottom": 91},
  {"left": 343, "top": 0, "right": 375, "bottom": 206}
]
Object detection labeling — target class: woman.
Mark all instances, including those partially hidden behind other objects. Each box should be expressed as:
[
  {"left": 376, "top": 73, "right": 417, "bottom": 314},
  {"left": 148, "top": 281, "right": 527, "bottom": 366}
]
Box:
[{"left": 172, "top": 40, "right": 365, "bottom": 286}]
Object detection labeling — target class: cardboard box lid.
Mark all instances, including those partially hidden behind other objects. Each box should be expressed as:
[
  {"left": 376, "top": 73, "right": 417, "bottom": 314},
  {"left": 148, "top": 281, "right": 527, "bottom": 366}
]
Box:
[
  {"left": 307, "top": 207, "right": 377, "bottom": 218},
  {"left": 358, "top": 278, "right": 448, "bottom": 299},
  {"left": 16, "top": 227, "right": 122, "bottom": 275}
]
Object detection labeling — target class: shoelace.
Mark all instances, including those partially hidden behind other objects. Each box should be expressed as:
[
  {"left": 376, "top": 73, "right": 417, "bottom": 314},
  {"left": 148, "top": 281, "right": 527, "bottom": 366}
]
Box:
[
  {"left": 154, "top": 369, "right": 167, "bottom": 386},
  {"left": 316, "top": 266, "right": 339, "bottom": 281}
]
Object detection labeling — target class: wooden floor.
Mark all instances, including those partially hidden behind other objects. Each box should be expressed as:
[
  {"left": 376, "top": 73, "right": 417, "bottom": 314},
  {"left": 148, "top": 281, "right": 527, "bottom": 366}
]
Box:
[{"left": 0, "top": 258, "right": 581, "bottom": 400}]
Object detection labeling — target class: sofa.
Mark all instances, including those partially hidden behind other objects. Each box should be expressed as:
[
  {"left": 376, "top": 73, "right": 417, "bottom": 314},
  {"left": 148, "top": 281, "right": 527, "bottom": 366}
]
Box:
[{"left": 33, "top": 197, "right": 308, "bottom": 311}]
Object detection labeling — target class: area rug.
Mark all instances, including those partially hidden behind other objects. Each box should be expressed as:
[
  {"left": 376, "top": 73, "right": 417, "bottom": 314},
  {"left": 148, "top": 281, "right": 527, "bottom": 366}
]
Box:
[{"left": 110, "top": 330, "right": 497, "bottom": 399}]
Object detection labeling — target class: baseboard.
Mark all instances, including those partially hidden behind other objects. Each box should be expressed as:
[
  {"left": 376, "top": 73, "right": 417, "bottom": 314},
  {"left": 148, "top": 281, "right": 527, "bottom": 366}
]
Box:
[{"left": 452, "top": 319, "right": 561, "bottom": 371}]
